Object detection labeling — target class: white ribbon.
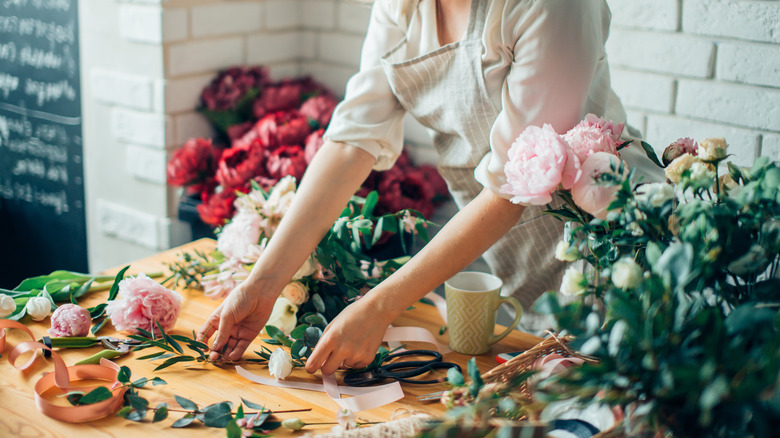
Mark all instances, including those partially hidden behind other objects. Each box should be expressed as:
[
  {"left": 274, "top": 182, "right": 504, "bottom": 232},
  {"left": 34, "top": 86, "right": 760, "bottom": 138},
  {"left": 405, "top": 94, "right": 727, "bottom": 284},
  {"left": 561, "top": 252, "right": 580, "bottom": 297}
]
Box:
[{"left": 236, "top": 292, "right": 451, "bottom": 412}]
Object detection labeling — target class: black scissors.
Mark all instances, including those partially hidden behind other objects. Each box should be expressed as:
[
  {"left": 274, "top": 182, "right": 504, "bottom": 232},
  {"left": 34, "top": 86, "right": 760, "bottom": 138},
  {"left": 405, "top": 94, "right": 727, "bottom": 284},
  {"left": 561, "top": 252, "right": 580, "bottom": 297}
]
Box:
[{"left": 343, "top": 350, "right": 461, "bottom": 386}]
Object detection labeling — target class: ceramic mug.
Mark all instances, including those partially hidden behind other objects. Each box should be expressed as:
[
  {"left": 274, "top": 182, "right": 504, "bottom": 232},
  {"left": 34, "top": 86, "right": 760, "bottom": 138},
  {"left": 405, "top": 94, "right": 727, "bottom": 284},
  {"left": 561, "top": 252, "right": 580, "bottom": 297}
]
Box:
[{"left": 445, "top": 271, "right": 523, "bottom": 355}]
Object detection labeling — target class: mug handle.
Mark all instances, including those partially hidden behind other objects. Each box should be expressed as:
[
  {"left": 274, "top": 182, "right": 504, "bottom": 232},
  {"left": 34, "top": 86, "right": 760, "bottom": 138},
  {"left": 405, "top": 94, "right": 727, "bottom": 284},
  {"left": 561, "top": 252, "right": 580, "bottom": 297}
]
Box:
[{"left": 488, "top": 296, "right": 523, "bottom": 346}]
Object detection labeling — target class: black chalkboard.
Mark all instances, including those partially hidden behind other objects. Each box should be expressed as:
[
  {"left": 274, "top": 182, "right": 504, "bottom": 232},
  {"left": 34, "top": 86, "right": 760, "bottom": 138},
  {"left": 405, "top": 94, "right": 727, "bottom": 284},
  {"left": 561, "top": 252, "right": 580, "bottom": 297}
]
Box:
[{"left": 0, "top": 0, "right": 87, "bottom": 288}]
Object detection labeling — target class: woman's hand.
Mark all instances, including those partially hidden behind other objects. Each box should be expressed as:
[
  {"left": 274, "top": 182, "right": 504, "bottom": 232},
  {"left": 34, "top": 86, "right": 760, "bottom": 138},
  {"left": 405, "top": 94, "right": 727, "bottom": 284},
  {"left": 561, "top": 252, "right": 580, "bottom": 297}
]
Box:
[
  {"left": 305, "top": 297, "right": 395, "bottom": 375},
  {"left": 198, "top": 281, "right": 277, "bottom": 362}
]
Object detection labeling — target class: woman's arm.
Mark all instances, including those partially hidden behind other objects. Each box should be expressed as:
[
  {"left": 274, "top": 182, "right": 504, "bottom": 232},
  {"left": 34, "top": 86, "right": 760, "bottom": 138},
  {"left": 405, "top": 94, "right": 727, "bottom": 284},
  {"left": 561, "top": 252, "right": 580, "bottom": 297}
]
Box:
[
  {"left": 198, "top": 141, "right": 376, "bottom": 361},
  {"left": 305, "top": 188, "right": 526, "bottom": 375}
]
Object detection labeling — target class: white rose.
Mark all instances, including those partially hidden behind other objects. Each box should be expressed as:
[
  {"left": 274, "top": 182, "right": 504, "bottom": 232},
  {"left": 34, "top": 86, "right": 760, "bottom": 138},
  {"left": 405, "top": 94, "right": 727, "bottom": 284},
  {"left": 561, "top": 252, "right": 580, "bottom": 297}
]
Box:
[
  {"left": 611, "top": 257, "right": 643, "bottom": 289},
  {"left": 635, "top": 183, "right": 675, "bottom": 208},
  {"left": 688, "top": 161, "right": 715, "bottom": 187},
  {"left": 265, "top": 297, "right": 299, "bottom": 335},
  {"left": 560, "top": 267, "right": 586, "bottom": 296},
  {"left": 697, "top": 137, "right": 728, "bottom": 161},
  {"left": 268, "top": 347, "right": 293, "bottom": 380},
  {"left": 25, "top": 296, "right": 52, "bottom": 321},
  {"left": 281, "top": 282, "right": 309, "bottom": 306},
  {"left": 554, "top": 240, "right": 580, "bottom": 262},
  {"left": 337, "top": 409, "right": 357, "bottom": 430},
  {"left": 0, "top": 294, "right": 16, "bottom": 317},
  {"left": 292, "top": 255, "right": 317, "bottom": 280}
]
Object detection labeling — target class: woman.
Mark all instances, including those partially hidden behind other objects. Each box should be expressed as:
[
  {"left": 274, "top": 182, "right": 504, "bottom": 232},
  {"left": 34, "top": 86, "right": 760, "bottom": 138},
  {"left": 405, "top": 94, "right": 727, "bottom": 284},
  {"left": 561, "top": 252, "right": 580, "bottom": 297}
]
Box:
[{"left": 199, "top": 0, "right": 646, "bottom": 375}]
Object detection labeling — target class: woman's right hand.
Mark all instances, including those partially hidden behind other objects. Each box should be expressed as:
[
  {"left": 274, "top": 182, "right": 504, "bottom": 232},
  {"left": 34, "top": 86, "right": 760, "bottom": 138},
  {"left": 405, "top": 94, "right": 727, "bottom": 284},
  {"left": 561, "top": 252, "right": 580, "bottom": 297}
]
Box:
[{"left": 197, "top": 281, "right": 277, "bottom": 362}]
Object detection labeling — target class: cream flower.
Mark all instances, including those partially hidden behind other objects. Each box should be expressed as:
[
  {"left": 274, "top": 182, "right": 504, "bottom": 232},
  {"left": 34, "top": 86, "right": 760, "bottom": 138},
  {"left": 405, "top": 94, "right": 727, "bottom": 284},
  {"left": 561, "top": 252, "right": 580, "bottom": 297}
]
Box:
[
  {"left": 688, "top": 161, "right": 716, "bottom": 187},
  {"left": 269, "top": 348, "right": 293, "bottom": 380},
  {"left": 611, "top": 257, "right": 643, "bottom": 289},
  {"left": 337, "top": 409, "right": 357, "bottom": 430},
  {"left": 265, "top": 297, "right": 299, "bottom": 335},
  {"left": 26, "top": 296, "right": 52, "bottom": 321},
  {"left": 697, "top": 137, "right": 728, "bottom": 161},
  {"left": 664, "top": 153, "right": 699, "bottom": 184},
  {"left": 560, "top": 267, "right": 586, "bottom": 296},
  {"left": 0, "top": 294, "right": 16, "bottom": 318},
  {"left": 635, "top": 183, "right": 675, "bottom": 208},
  {"left": 292, "top": 255, "right": 317, "bottom": 280},
  {"left": 554, "top": 240, "right": 580, "bottom": 262},
  {"left": 281, "top": 282, "right": 309, "bottom": 306}
]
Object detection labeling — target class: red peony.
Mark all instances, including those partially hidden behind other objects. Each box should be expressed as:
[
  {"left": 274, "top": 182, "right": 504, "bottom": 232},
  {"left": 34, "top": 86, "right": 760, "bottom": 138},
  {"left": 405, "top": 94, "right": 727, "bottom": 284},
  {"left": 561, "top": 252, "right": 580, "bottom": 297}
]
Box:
[
  {"left": 198, "top": 187, "right": 241, "bottom": 227},
  {"left": 216, "top": 140, "right": 268, "bottom": 188},
  {"left": 227, "top": 121, "right": 254, "bottom": 142},
  {"left": 267, "top": 145, "right": 307, "bottom": 181},
  {"left": 376, "top": 167, "right": 436, "bottom": 218},
  {"left": 304, "top": 129, "right": 325, "bottom": 164},
  {"left": 299, "top": 95, "right": 338, "bottom": 128},
  {"left": 253, "top": 80, "right": 305, "bottom": 119},
  {"left": 416, "top": 164, "right": 450, "bottom": 204},
  {"left": 166, "top": 138, "right": 221, "bottom": 193},
  {"left": 255, "top": 110, "right": 312, "bottom": 148},
  {"left": 200, "top": 66, "right": 268, "bottom": 111}
]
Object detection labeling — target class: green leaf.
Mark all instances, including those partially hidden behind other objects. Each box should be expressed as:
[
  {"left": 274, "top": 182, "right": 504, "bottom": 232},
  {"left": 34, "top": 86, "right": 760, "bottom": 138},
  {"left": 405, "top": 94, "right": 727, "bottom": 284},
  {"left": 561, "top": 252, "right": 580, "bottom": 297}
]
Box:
[
  {"left": 174, "top": 395, "right": 198, "bottom": 411},
  {"left": 311, "top": 294, "right": 325, "bottom": 313},
  {"left": 172, "top": 413, "right": 196, "bottom": 428},
  {"left": 137, "top": 351, "right": 168, "bottom": 360},
  {"left": 304, "top": 326, "right": 322, "bottom": 348},
  {"left": 289, "top": 325, "right": 308, "bottom": 340},
  {"left": 640, "top": 141, "right": 664, "bottom": 168},
  {"left": 202, "top": 402, "right": 233, "bottom": 428},
  {"left": 153, "top": 403, "right": 169, "bottom": 422},
  {"left": 361, "top": 191, "right": 379, "bottom": 217},
  {"left": 132, "top": 377, "right": 148, "bottom": 388},
  {"left": 117, "top": 366, "right": 132, "bottom": 383},
  {"left": 107, "top": 266, "right": 131, "bottom": 302},
  {"left": 90, "top": 317, "right": 108, "bottom": 335},
  {"left": 264, "top": 325, "right": 284, "bottom": 340},
  {"left": 240, "top": 398, "right": 266, "bottom": 411},
  {"left": 127, "top": 394, "right": 149, "bottom": 411},
  {"left": 154, "top": 355, "right": 195, "bottom": 371},
  {"left": 151, "top": 377, "right": 167, "bottom": 386},
  {"left": 290, "top": 340, "right": 305, "bottom": 360},
  {"left": 467, "top": 357, "right": 483, "bottom": 388},
  {"left": 372, "top": 217, "right": 385, "bottom": 246},
  {"left": 226, "top": 419, "right": 242, "bottom": 438},
  {"left": 447, "top": 367, "right": 465, "bottom": 386},
  {"left": 531, "top": 292, "right": 561, "bottom": 315},
  {"left": 116, "top": 406, "right": 133, "bottom": 418},
  {"left": 126, "top": 409, "right": 147, "bottom": 422},
  {"left": 304, "top": 313, "right": 327, "bottom": 328}
]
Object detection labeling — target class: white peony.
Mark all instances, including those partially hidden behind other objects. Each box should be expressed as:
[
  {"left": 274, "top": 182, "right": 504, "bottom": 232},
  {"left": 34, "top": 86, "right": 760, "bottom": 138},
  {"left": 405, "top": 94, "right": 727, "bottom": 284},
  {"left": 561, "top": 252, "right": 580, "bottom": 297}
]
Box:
[
  {"left": 611, "top": 257, "right": 643, "bottom": 289},
  {"left": 635, "top": 183, "right": 675, "bottom": 208},
  {"left": 560, "top": 267, "right": 586, "bottom": 296},
  {"left": 25, "top": 296, "right": 52, "bottom": 321},
  {"left": 268, "top": 347, "right": 293, "bottom": 380},
  {"left": 217, "top": 210, "right": 264, "bottom": 261},
  {"left": 0, "top": 294, "right": 16, "bottom": 317}
]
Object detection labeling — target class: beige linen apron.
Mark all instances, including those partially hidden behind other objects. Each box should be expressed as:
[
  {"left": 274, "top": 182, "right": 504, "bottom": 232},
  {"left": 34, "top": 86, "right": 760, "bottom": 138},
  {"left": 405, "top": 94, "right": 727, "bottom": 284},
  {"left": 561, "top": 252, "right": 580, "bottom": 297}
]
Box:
[{"left": 381, "top": 0, "right": 566, "bottom": 331}]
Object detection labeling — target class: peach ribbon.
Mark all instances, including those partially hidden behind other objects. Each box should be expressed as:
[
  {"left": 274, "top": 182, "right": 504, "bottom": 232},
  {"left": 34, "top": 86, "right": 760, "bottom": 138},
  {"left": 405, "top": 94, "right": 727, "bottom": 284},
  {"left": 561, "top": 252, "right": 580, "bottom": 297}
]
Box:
[{"left": 1, "top": 320, "right": 128, "bottom": 423}]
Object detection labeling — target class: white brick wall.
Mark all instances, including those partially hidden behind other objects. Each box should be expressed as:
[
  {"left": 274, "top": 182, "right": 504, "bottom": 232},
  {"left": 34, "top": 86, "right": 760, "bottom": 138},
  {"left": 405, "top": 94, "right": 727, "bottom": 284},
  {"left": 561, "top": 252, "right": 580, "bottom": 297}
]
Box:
[
  {"left": 606, "top": 29, "right": 715, "bottom": 78},
  {"left": 682, "top": 0, "right": 780, "bottom": 44},
  {"left": 167, "top": 37, "right": 245, "bottom": 76},
  {"left": 126, "top": 144, "right": 167, "bottom": 183},
  {"left": 190, "top": 2, "right": 263, "bottom": 38},
  {"left": 607, "top": 0, "right": 679, "bottom": 31},
  {"left": 111, "top": 108, "right": 173, "bottom": 148},
  {"left": 91, "top": 69, "right": 155, "bottom": 110}
]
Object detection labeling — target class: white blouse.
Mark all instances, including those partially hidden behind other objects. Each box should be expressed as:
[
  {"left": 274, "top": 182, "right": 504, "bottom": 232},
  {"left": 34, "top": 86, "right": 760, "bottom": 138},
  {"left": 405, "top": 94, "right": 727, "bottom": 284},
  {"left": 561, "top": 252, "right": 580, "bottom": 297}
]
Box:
[{"left": 324, "top": 0, "right": 633, "bottom": 197}]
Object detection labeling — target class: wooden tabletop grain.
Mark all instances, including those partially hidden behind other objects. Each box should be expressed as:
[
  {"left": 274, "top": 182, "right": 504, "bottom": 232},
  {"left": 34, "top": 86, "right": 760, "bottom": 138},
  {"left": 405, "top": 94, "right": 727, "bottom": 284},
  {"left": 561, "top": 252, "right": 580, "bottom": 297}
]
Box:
[{"left": 0, "top": 238, "right": 542, "bottom": 437}]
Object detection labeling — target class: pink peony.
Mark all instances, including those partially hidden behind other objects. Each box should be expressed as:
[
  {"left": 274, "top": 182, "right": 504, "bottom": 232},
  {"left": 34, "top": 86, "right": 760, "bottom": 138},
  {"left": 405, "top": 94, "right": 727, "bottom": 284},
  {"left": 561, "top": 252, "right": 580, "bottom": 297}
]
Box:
[
  {"left": 48, "top": 304, "right": 91, "bottom": 337},
  {"left": 662, "top": 137, "right": 698, "bottom": 166},
  {"left": 571, "top": 152, "right": 624, "bottom": 220},
  {"left": 500, "top": 124, "right": 580, "bottom": 205},
  {"left": 105, "top": 273, "right": 183, "bottom": 335},
  {"left": 563, "top": 114, "right": 624, "bottom": 163},
  {"left": 304, "top": 129, "right": 325, "bottom": 164},
  {"left": 376, "top": 167, "right": 436, "bottom": 218},
  {"left": 299, "top": 95, "right": 338, "bottom": 128}
]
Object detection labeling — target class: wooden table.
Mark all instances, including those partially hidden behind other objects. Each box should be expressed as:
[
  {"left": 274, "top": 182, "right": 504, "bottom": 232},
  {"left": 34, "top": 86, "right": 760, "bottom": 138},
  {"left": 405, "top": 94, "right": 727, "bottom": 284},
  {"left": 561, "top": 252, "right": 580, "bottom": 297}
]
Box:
[{"left": 1, "top": 239, "right": 542, "bottom": 437}]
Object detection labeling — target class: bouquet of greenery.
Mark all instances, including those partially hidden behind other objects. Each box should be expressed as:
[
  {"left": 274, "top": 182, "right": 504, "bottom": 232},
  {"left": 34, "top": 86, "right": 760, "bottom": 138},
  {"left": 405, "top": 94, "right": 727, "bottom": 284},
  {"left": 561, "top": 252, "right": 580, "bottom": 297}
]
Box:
[
  {"left": 166, "top": 175, "right": 434, "bottom": 363},
  {"left": 533, "top": 139, "right": 780, "bottom": 437}
]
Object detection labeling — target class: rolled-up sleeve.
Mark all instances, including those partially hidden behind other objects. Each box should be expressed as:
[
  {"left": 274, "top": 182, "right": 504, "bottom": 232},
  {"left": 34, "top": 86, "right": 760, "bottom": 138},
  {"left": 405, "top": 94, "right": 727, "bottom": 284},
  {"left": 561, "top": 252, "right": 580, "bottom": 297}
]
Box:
[
  {"left": 323, "top": 0, "right": 407, "bottom": 170},
  {"left": 475, "top": 0, "right": 610, "bottom": 198}
]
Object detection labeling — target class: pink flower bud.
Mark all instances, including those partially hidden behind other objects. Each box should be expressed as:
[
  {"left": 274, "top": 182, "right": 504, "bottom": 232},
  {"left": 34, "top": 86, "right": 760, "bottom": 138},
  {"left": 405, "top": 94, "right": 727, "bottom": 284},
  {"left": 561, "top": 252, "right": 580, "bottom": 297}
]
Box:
[{"left": 49, "top": 304, "right": 92, "bottom": 337}]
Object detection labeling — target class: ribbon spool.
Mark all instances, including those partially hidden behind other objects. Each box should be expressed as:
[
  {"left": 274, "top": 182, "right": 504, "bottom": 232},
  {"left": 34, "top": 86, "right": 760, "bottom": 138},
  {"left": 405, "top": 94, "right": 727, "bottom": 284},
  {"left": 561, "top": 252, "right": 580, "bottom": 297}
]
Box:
[{"left": 1, "top": 320, "right": 128, "bottom": 423}]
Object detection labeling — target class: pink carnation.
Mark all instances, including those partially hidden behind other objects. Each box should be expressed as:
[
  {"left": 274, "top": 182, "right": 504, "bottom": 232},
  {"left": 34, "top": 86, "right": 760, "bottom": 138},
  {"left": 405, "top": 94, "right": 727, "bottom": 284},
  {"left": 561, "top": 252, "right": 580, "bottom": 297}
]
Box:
[
  {"left": 563, "top": 114, "right": 624, "bottom": 163},
  {"left": 48, "top": 304, "right": 91, "bottom": 337},
  {"left": 500, "top": 124, "right": 580, "bottom": 205},
  {"left": 105, "top": 273, "right": 183, "bottom": 335},
  {"left": 571, "top": 152, "right": 623, "bottom": 220},
  {"left": 662, "top": 137, "right": 698, "bottom": 166}
]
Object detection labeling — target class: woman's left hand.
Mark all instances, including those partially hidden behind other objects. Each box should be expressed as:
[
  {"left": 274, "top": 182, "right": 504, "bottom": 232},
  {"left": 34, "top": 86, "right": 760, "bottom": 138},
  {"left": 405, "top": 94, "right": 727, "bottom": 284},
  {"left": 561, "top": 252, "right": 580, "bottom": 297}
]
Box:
[{"left": 305, "top": 297, "right": 395, "bottom": 375}]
